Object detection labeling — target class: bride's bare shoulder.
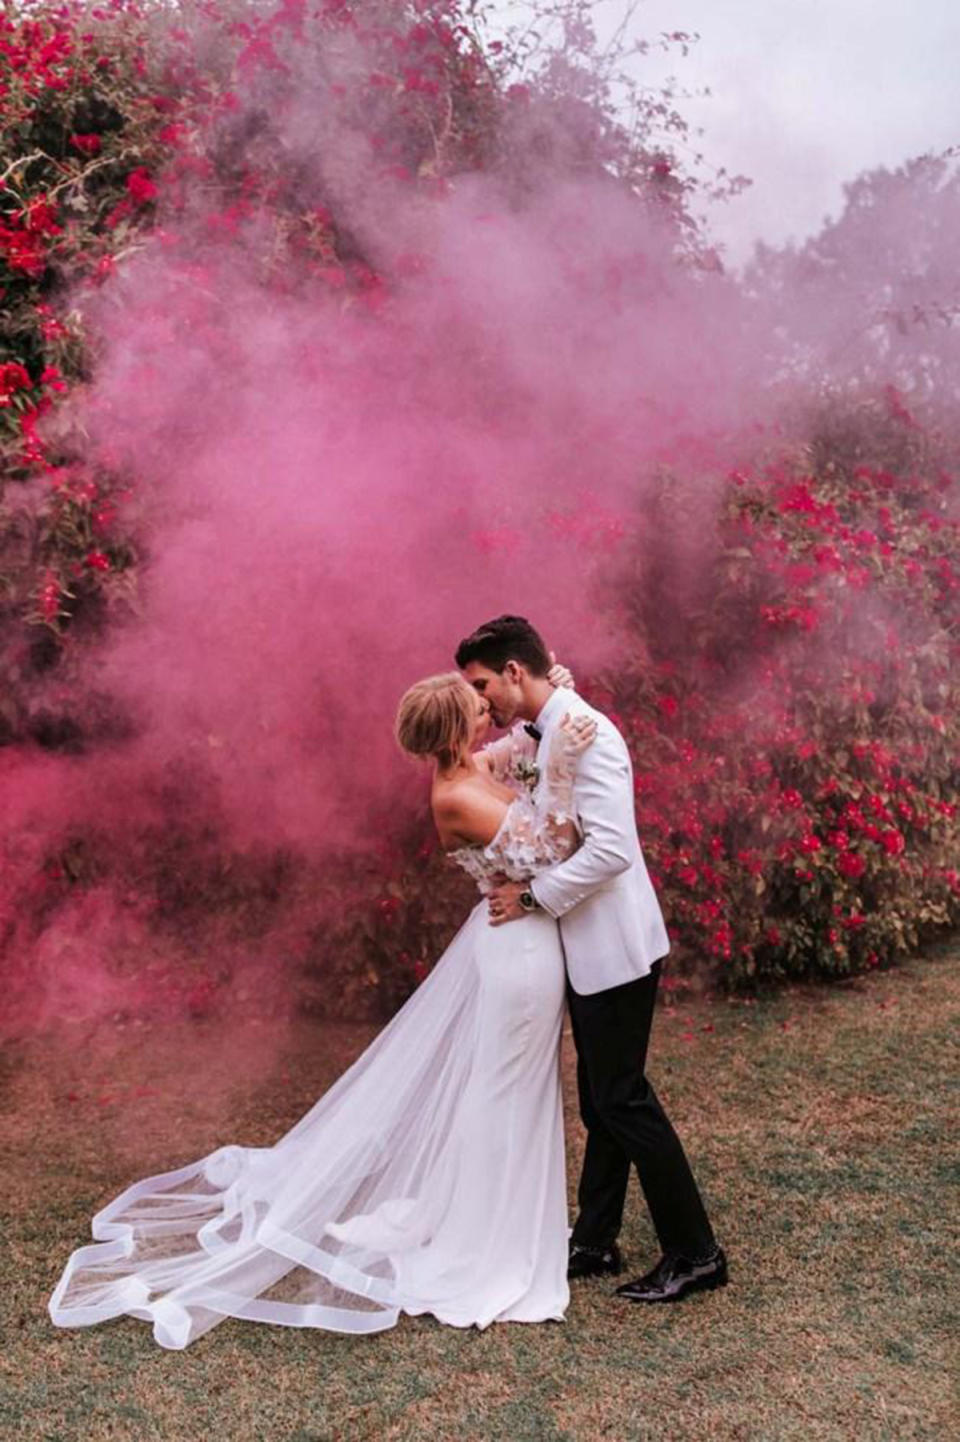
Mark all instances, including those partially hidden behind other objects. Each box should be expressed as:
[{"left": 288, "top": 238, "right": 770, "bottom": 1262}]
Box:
[
  {"left": 432, "top": 774, "right": 487, "bottom": 817},
  {"left": 431, "top": 774, "right": 508, "bottom": 847}
]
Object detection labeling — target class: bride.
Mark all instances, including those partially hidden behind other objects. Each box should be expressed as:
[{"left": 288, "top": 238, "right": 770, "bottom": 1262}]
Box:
[{"left": 48, "top": 666, "right": 596, "bottom": 1348}]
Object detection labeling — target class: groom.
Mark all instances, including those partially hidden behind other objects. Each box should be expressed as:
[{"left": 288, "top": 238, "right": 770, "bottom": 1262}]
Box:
[{"left": 455, "top": 615, "right": 727, "bottom": 1303}]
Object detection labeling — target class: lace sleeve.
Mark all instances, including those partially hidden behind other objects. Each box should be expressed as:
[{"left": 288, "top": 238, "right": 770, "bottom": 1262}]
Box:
[
  {"left": 478, "top": 725, "right": 536, "bottom": 785},
  {"left": 481, "top": 727, "right": 582, "bottom": 880},
  {"left": 482, "top": 794, "right": 578, "bottom": 880}
]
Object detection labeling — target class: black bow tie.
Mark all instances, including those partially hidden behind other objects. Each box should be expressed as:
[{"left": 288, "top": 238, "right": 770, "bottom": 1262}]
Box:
[{"left": 524, "top": 722, "right": 542, "bottom": 742}]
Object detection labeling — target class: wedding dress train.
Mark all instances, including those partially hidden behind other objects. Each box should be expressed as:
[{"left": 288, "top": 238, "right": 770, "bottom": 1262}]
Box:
[{"left": 49, "top": 731, "right": 576, "bottom": 1348}]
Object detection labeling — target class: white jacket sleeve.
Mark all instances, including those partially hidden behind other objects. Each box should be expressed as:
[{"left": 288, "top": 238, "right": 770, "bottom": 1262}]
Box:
[{"left": 529, "top": 724, "right": 635, "bottom": 919}]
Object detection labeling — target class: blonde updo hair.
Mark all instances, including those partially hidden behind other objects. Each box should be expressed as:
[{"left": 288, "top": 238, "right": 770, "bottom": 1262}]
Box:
[{"left": 395, "top": 671, "right": 476, "bottom": 770}]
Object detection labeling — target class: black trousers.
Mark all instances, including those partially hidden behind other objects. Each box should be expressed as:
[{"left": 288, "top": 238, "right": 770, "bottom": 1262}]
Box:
[{"left": 567, "top": 960, "right": 716, "bottom": 1260}]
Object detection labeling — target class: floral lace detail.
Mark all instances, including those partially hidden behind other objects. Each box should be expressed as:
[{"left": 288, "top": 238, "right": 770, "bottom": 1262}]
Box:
[
  {"left": 448, "top": 841, "right": 508, "bottom": 895},
  {"left": 448, "top": 792, "right": 579, "bottom": 893},
  {"left": 448, "top": 724, "right": 582, "bottom": 894},
  {"left": 478, "top": 725, "right": 538, "bottom": 789}
]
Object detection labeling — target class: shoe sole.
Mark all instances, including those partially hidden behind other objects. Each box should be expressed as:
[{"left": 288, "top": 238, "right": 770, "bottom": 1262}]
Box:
[{"left": 617, "top": 1272, "right": 729, "bottom": 1303}]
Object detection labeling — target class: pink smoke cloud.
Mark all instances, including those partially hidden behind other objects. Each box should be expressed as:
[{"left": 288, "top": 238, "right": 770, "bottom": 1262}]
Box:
[{"left": 3, "top": 6, "right": 955, "bottom": 1042}]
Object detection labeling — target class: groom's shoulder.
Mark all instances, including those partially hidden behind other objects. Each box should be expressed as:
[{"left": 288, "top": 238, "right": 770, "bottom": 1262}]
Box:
[
  {"left": 570, "top": 690, "right": 620, "bottom": 732},
  {"left": 565, "top": 692, "right": 629, "bottom": 757},
  {"left": 549, "top": 690, "right": 625, "bottom": 748},
  {"left": 563, "top": 689, "right": 597, "bottom": 716}
]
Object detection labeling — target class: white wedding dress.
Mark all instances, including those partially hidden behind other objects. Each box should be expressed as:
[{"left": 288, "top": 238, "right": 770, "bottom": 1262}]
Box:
[{"left": 48, "top": 731, "right": 577, "bottom": 1349}]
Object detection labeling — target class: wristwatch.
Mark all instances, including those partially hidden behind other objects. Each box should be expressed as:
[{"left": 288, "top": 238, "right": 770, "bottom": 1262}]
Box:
[{"left": 519, "top": 889, "right": 539, "bottom": 913}]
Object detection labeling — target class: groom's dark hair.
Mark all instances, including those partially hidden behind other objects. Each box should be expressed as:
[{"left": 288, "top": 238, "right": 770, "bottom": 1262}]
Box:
[{"left": 455, "top": 615, "right": 551, "bottom": 676}]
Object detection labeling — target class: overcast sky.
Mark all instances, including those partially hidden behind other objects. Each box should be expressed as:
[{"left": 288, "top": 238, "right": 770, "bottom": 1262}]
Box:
[{"left": 591, "top": 0, "right": 959, "bottom": 265}]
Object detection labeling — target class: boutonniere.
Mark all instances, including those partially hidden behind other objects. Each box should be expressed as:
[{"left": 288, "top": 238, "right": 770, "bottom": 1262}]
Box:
[{"left": 511, "top": 757, "right": 540, "bottom": 795}]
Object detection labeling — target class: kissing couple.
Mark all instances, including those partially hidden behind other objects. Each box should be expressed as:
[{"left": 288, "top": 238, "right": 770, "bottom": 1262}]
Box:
[{"left": 49, "top": 615, "right": 726, "bottom": 1349}]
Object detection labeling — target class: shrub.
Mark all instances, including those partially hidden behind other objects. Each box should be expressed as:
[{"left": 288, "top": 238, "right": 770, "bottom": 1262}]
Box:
[{"left": 0, "top": 2, "right": 956, "bottom": 1024}]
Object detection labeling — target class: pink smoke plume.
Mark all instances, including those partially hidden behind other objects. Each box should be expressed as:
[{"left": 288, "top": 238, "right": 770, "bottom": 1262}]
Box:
[
  {"left": 72, "top": 176, "right": 750, "bottom": 850},
  {"left": 2, "top": 4, "right": 956, "bottom": 1041},
  {"left": 2, "top": 176, "right": 745, "bottom": 1034}
]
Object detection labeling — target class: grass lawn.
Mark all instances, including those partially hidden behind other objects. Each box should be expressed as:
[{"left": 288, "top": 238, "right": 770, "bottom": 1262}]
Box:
[{"left": 2, "top": 941, "right": 957, "bottom": 1442}]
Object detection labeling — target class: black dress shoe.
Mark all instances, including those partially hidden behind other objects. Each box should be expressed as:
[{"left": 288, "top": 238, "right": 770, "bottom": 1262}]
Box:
[
  {"left": 615, "top": 1246, "right": 728, "bottom": 1303},
  {"left": 568, "top": 1241, "right": 622, "bottom": 1280}
]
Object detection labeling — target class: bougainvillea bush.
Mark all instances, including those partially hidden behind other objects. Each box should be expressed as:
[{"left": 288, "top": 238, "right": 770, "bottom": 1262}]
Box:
[
  {"left": 614, "top": 400, "right": 958, "bottom": 985},
  {"left": 373, "top": 398, "right": 959, "bottom": 997},
  {"left": 0, "top": 0, "right": 957, "bottom": 1027}
]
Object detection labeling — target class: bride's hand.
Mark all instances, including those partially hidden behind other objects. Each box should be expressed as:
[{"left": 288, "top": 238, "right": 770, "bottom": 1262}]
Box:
[
  {"left": 547, "top": 651, "right": 575, "bottom": 690},
  {"left": 555, "top": 711, "right": 597, "bottom": 760}
]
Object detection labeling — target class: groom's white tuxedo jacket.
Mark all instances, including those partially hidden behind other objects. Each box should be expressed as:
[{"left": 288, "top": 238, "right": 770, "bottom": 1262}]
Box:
[{"left": 527, "top": 687, "right": 670, "bottom": 995}]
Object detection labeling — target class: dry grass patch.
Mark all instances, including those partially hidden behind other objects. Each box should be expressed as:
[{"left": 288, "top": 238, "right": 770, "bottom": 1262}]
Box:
[{"left": 1, "top": 942, "right": 957, "bottom": 1441}]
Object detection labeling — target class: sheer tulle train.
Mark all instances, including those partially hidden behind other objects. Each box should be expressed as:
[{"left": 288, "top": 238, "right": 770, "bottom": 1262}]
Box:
[{"left": 48, "top": 903, "right": 569, "bottom": 1349}]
